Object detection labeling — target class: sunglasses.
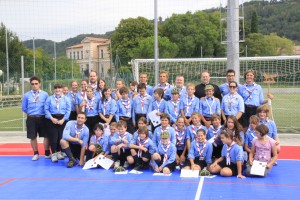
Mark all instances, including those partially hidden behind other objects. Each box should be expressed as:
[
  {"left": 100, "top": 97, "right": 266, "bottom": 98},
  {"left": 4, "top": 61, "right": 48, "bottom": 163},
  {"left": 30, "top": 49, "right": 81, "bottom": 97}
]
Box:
[
  {"left": 229, "top": 86, "right": 237, "bottom": 88},
  {"left": 31, "top": 82, "right": 39, "bottom": 85}
]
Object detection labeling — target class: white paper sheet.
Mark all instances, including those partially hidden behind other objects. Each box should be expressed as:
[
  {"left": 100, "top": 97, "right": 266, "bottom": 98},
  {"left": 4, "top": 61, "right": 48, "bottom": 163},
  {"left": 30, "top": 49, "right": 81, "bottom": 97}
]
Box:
[
  {"left": 180, "top": 169, "right": 200, "bottom": 178},
  {"left": 129, "top": 169, "right": 143, "bottom": 174},
  {"left": 115, "top": 170, "right": 128, "bottom": 174},
  {"left": 94, "top": 155, "right": 114, "bottom": 170},
  {"left": 82, "top": 158, "right": 98, "bottom": 170},
  {"left": 250, "top": 160, "right": 267, "bottom": 176},
  {"left": 153, "top": 173, "right": 172, "bottom": 176},
  {"left": 148, "top": 110, "right": 161, "bottom": 127}
]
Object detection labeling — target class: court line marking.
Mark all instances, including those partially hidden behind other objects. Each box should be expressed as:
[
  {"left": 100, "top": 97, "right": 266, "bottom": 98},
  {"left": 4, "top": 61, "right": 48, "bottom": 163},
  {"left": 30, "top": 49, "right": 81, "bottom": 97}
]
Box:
[
  {"left": 0, "top": 179, "right": 14, "bottom": 186},
  {"left": 195, "top": 176, "right": 204, "bottom": 200},
  {"left": 0, "top": 119, "right": 22, "bottom": 124}
]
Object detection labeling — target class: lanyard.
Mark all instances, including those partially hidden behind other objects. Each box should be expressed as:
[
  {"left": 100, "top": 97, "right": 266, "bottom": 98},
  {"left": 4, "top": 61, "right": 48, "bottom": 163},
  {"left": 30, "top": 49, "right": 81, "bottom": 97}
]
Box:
[
  {"left": 186, "top": 96, "right": 195, "bottom": 115},
  {"left": 121, "top": 98, "right": 131, "bottom": 116},
  {"left": 75, "top": 124, "right": 85, "bottom": 138},
  {"left": 31, "top": 90, "right": 40, "bottom": 102},
  {"left": 196, "top": 140, "right": 207, "bottom": 157},
  {"left": 137, "top": 137, "right": 149, "bottom": 158},
  {"left": 161, "top": 142, "right": 170, "bottom": 162},
  {"left": 170, "top": 99, "right": 180, "bottom": 116},
  {"left": 226, "top": 141, "right": 235, "bottom": 165},
  {"left": 175, "top": 126, "right": 185, "bottom": 146},
  {"left": 205, "top": 96, "right": 215, "bottom": 115}
]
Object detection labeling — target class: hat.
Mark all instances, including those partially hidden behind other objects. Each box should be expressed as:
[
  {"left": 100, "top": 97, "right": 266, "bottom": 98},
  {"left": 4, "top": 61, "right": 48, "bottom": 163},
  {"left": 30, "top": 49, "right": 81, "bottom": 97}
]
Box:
[
  {"left": 171, "top": 88, "right": 179, "bottom": 94},
  {"left": 160, "top": 131, "right": 170, "bottom": 139},
  {"left": 204, "top": 84, "right": 214, "bottom": 90},
  {"left": 199, "top": 169, "right": 211, "bottom": 176}
]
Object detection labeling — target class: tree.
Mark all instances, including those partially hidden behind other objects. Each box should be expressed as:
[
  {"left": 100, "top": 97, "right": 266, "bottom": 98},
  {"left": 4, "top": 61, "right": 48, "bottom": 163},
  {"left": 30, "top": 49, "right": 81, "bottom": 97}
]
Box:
[
  {"left": 130, "top": 36, "right": 179, "bottom": 59},
  {"left": 250, "top": 11, "right": 259, "bottom": 33},
  {"left": 111, "top": 17, "right": 153, "bottom": 65}
]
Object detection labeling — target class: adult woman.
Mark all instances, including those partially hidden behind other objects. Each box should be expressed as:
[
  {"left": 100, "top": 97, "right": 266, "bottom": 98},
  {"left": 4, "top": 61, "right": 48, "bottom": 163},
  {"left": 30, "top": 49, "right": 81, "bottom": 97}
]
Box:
[
  {"left": 95, "top": 78, "right": 106, "bottom": 99},
  {"left": 67, "top": 80, "right": 79, "bottom": 120}
]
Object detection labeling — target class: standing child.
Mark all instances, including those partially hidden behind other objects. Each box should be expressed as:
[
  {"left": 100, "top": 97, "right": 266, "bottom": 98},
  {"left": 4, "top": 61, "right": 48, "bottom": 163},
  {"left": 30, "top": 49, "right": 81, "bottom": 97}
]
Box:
[
  {"left": 199, "top": 84, "right": 221, "bottom": 128},
  {"left": 139, "top": 72, "right": 153, "bottom": 96},
  {"left": 148, "top": 88, "right": 168, "bottom": 119},
  {"left": 152, "top": 113, "right": 176, "bottom": 147},
  {"left": 167, "top": 88, "right": 181, "bottom": 125},
  {"left": 207, "top": 114, "right": 223, "bottom": 159},
  {"left": 110, "top": 120, "right": 133, "bottom": 169},
  {"left": 209, "top": 130, "right": 245, "bottom": 178},
  {"left": 98, "top": 87, "right": 117, "bottom": 126},
  {"left": 246, "top": 124, "right": 277, "bottom": 177},
  {"left": 116, "top": 86, "right": 135, "bottom": 134},
  {"left": 186, "top": 112, "right": 208, "bottom": 152},
  {"left": 244, "top": 115, "right": 260, "bottom": 154},
  {"left": 128, "top": 127, "right": 156, "bottom": 170},
  {"left": 183, "top": 129, "right": 213, "bottom": 172},
  {"left": 129, "top": 80, "right": 138, "bottom": 99},
  {"left": 86, "top": 123, "right": 109, "bottom": 161},
  {"left": 152, "top": 131, "right": 177, "bottom": 174},
  {"left": 174, "top": 117, "right": 187, "bottom": 167},
  {"left": 180, "top": 83, "right": 200, "bottom": 126}
]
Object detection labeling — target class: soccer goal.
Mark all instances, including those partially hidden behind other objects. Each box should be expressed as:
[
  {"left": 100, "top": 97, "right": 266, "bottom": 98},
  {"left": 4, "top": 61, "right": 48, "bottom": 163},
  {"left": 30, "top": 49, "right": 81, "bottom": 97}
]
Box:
[{"left": 131, "top": 56, "right": 300, "bottom": 87}]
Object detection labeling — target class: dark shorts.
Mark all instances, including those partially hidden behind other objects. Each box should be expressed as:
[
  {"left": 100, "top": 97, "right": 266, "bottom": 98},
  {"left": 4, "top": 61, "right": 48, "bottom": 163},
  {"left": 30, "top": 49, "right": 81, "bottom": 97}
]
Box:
[
  {"left": 185, "top": 157, "right": 207, "bottom": 169},
  {"left": 69, "top": 142, "right": 82, "bottom": 159},
  {"left": 69, "top": 111, "right": 77, "bottom": 121},
  {"left": 177, "top": 150, "right": 187, "bottom": 157},
  {"left": 133, "top": 149, "right": 151, "bottom": 160},
  {"left": 157, "top": 155, "right": 177, "bottom": 172},
  {"left": 26, "top": 115, "right": 47, "bottom": 139},
  {"left": 218, "top": 159, "right": 239, "bottom": 176},
  {"left": 212, "top": 144, "right": 223, "bottom": 159}
]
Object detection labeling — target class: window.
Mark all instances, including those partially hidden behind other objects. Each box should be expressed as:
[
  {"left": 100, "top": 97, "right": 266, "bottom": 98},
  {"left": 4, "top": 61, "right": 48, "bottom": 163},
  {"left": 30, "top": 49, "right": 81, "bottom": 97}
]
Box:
[
  {"left": 73, "top": 52, "right": 76, "bottom": 60},
  {"left": 100, "top": 49, "right": 104, "bottom": 58},
  {"left": 81, "top": 51, "right": 83, "bottom": 59},
  {"left": 69, "top": 52, "right": 72, "bottom": 59},
  {"left": 77, "top": 51, "right": 80, "bottom": 60}
]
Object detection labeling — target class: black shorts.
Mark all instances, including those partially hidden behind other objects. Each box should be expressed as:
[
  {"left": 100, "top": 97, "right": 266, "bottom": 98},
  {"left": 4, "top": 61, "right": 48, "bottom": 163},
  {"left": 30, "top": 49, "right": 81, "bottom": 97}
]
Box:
[
  {"left": 133, "top": 149, "right": 151, "bottom": 160},
  {"left": 185, "top": 157, "right": 207, "bottom": 169},
  {"left": 69, "top": 111, "right": 77, "bottom": 121},
  {"left": 218, "top": 159, "right": 239, "bottom": 176},
  {"left": 212, "top": 144, "right": 223, "bottom": 159},
  {"left": 177, "top": 150, "right": 187, "bottom": 157},
  {"left": 69, "top": 142, "right": 82, "bottom": 159},
  {"left": 157, "top": 155, "right": 177, "bottom": 172},
  {"left": 26, "top": 115, "right": 47, "bottom": 139}
]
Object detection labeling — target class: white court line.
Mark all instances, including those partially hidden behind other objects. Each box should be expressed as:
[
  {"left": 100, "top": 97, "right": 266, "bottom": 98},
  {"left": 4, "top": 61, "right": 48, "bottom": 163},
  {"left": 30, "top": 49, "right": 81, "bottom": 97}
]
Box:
[
  {"left": 194, "top": 176, "right": 204, "bottom": 200},
  {"left": 0, "top": 119, "right": 22, "bottom": 124}
]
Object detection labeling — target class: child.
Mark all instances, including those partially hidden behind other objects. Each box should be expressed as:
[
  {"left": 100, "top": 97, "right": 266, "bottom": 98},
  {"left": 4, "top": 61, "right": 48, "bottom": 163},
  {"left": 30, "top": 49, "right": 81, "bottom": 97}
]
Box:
[
  {"left": 128, "top": 126, "right": 156, "bottom": 170},
  {"left": 86, "top": 123, "right": 109, "bottom": 161},
  {"left": 186, "top": 112, "right": 208, "bottom": 152},
  {"left": 244, "top": 115, "right": 260, "bottom": 154},
  {"left": 139, "top": 72, "right": 153, "bottom": 96},
  {"left": 148, "top": 88, "right": 168, "bottom": 119},
  {"left": 207, "top": 114, "right": 223, "bottom": 159},
  {"left": 209, "top": 130, "right": 245, "bottom": 178},
  {"left": 180, "top": 83, "right": 200, "bottom": 126},
  {"left": 167, "top": 88, "right": 181, "bottom": 125},
  {"left": 132, "top": 83, "right": 153, "bottom": 127},
  {"left": 106, "top": 122, "right": 118, "bottom": 159},
  {"left": 98, "top": 87, "right": 117, "bottom": 126},
  {"left": 223, "top": 115, "right": 245, "bottom": 146},
  {"left": 110, "top": 120, "right": 133, "bottom": 168},
  {"left": 63, "top": 85, "right": 69, "bottom": 95},
  {"left": 132, "top": 117, "right": 153, "bottom": 141},
  {"left": 183, "top": 129, "right": 213, "bottom": 171},
  {"left": 257, "top": 105, "right": 280, "bottom": 153},
  {"left": 152, "top": 113, "right": 176, "bottom": 147},
  {"left": 199, "top": 84, "right": 221, "bottom": 128},
  {"left": 129, "top": 80, "right": 138, "bottom": 99},
  {"left": 152, "top": 131, "right": 177, "bottom": 174},
  {"left": 116, "top": 86, "right": 135, "bottom": 134},
  {"left": 245, "top": 124, "right": 277, "bottom": 177},
  {"left": 174, "top": 117, "right": 187, "bottom": 167}
]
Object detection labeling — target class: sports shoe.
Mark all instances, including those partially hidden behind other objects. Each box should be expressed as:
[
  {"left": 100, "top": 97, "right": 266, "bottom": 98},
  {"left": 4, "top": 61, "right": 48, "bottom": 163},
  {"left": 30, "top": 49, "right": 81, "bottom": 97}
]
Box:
[
  {"left": 44, "top": 154, "right": 51, "bottom": 159},
  {"left": 67, "top": 158, "right": 76, "bottom": 168},
  {"left": 32, "top": 154, "right": 39, "bottom": 161},
  {"left": 57, "top": 152, "right": 65, "bottom": 160},
  {"left": 199, "top": 169, "right": 211, "bottom": 176},
  {"left": 51, "top": 153, "right": 58, "bottom": 162},
  {"left": 114, "top": 166, "right": 126, "bottom": 172}
]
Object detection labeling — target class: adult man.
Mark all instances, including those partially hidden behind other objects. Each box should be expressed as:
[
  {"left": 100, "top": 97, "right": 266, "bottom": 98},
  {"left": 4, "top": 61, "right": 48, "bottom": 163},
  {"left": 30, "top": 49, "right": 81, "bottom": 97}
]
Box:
[
  {"left": 60, "top": 112, "right": 89, "bottom": 168},
  {"left": 21, "top": 76, "right": 50, "bottom": 160},
  {"left": 153, "top": 71, "right": 173, "bottom": 101},
  {"left": 139, "top": 72, "right": 153, "bottom": 96},
  {"left": 89, "top": 71, "right": 98, "bottom": 91},
  {"left": 219, "top": 69, "right": 242, "bottom": 96},
  {"left": 195, "top": 71, "right": 222, "bottom": 101},
  {"left": 174, "top": 75, "right": 187, "bottom": 98}
]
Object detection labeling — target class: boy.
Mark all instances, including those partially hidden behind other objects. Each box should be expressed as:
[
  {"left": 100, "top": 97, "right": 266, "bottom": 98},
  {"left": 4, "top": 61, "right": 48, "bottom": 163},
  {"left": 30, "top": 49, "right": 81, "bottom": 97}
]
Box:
[
  {"left": 116, "top": 86, "right": 135, "bottom": 134},
  {"left": 152, "top": 131, "right": 177, "bottom": 174},
  {"left": 167, "top": 88, "right": 181, "bottom": 125},
  {"left": 152, "top": 113, "right": 176, "bottom": 147},
  {"left": 128, "top": 126, "right": 156, "bottom": 170},
  {"left": 199, "top": 85, "right": 221, "bottom": 128},
  {"left": 244, "top": 115, "right": 260, "bottom": 154},
  {"left": 60, "top": 112, "right": 89, "bottom": 168},
  {"left": 139, "top": 72, "right": 153, "bottom": 96},
  {"left": 207, "top": 114, "right": 223, "bottom": 159},
  {"left": 132, "top": 83, "right": 153, "bottom": 127},
  {"left": 180, "top": 83, "right": 200, "bottom": 126},
  {"left": 110, "top": 120, "right": 133, "bottom": 169}
]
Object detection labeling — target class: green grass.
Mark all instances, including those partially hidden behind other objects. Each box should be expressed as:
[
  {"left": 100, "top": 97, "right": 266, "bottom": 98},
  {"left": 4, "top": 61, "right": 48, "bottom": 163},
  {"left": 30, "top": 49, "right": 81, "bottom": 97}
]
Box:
[{"left": 0, "top": 93, "right": 299, "bottom": 133}]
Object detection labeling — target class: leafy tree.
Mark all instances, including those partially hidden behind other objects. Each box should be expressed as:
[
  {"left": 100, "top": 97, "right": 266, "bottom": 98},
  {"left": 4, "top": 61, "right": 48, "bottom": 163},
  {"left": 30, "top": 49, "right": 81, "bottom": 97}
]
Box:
[
  {"left": 130, "top": 36, "right": 179, "bottom": 59},
  {"left": 250, "top": 11, "right": 259, "bottom": 33}
]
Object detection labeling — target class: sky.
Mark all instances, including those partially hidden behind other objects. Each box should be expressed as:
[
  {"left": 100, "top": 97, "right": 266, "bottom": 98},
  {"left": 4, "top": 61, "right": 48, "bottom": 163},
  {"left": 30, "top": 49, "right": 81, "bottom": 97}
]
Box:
[{"left": 0, "top": 0, "right": 239, "bottom": 42}]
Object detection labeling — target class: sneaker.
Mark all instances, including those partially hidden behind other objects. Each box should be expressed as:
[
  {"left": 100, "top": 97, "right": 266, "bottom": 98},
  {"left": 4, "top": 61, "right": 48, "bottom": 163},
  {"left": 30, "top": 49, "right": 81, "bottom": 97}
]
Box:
[
  {"left": 114, "top": 166, "right": 126, "bottom": 172},
  {"left": 57, "top": 152, "right": 65, "bottom": 160},
  {"left": 51, "top": 153, "right": 58, "bottom": 162},
  {"left": 44, "top": 154, "right": 51, "bottom": 159},
  {"left": 67, "top": 158, "right": 76, "bottom": 168},
  {"left": 32, "top": 154, "right": 39, "bottom": 161},
  {"left": 124, "top": 161, "right": 129, "bottom": 168}
]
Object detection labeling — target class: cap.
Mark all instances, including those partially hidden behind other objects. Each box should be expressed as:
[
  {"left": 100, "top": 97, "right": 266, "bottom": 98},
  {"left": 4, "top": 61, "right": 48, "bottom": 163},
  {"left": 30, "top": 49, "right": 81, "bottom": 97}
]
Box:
[
  {"left": 160, "top": 131, "right": 170, "bottom": 139},
  {"left": 204, "top": 84, "right": 214, "bottom": 90},
  {"left": 171, "top": 88, "right": 179, "bottom": 94}
]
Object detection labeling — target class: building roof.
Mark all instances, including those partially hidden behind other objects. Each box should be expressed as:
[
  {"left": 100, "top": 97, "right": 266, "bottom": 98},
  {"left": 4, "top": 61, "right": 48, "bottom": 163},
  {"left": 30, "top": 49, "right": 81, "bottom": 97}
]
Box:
[
  {"left": 82, "top": 37, "right": 110, "bottom": 43},
  {"left": 66, "top": 43, "right": 84, "bottom": 49},
  {"left": 66, "top": 37, "right": 111, "bottom": 50}
]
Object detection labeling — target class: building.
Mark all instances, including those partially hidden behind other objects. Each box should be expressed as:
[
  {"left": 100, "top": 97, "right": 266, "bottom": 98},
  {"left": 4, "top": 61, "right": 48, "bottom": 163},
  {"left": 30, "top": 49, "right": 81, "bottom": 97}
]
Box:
[{"left": 66, "top": 37, "right": 112, "bottom": 78}]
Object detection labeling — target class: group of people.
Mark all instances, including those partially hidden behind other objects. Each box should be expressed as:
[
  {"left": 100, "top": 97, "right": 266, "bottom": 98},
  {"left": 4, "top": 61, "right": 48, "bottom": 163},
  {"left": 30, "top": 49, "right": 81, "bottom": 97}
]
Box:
[{"left": 21, "top": 69, "right": 280, "bottom": 178}]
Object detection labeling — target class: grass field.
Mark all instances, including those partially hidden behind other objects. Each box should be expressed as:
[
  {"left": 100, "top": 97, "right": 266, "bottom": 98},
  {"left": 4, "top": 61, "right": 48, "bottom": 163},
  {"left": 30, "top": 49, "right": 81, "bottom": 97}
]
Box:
[{"left": 0, "top": 93, "right": 299, "bottom": 133}]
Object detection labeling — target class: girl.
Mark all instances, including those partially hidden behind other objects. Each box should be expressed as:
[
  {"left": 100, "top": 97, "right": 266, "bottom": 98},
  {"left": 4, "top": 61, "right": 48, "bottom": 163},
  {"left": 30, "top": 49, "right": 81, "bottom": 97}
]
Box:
[
  {"left": 152, "top": 113, "right": 176, "bottom": 147},
  {"left": 132, "top": 117, "right": 153, "bottom": 141},
  {"left": 183, "top": 129, "right": 213, "bottom": 172},
  {"left": 98, "top": 87, "right": 117, "bottom": 126},
  {"left": 257, "top": 105, "right": 280, "bottom": 153},
  {"left": 223, "top": 115, "right": 245, "bottom": 146},
  {"left": 95, "top": 78, "right": 106, "bottom": 99},
  {"left": 129, "top": 126, "right": 156, "bottom": 171},
  {"left": 174, "top": 117, "right": 187, "bottom": 167},
  {"left": 244, "top": 115, "right": 260, "bottom": 154},
  {"left": 209, "top": 130, "right": 245, "bottom": 178},
  {"left": 245, "top": 124, "right": 277, "bottom": 177},
  {"left": 207, "top": 114, "right": 223, "bottom": 159},
  {"left": 152, "top": 131, "right": 177, "bottom": 175},
  {"left": 129, "top": 80, "right": 138, "bottom": 99}
]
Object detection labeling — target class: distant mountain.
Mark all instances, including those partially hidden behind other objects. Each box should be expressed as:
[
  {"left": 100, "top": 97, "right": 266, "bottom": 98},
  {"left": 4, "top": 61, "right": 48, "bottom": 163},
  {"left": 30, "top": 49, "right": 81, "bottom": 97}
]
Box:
[{"left": 23, "top": 32, "right": 113, "bottom": 57}]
